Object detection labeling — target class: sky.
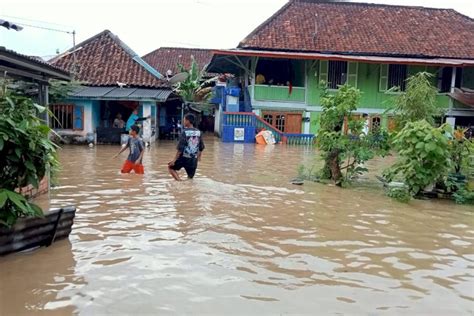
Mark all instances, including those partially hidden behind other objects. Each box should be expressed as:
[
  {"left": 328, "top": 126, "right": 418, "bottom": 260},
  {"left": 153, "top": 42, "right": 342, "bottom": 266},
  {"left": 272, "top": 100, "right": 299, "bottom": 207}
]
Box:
[{"left": 1, "top": 0, "right": 473, "bottom": 60}]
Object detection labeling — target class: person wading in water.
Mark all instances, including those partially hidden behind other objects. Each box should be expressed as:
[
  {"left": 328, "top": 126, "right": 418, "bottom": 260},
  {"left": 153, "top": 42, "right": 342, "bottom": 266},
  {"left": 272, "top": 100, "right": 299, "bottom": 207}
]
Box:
[{"left": 168, "top": 113, "right": 205, "bottom": 181}]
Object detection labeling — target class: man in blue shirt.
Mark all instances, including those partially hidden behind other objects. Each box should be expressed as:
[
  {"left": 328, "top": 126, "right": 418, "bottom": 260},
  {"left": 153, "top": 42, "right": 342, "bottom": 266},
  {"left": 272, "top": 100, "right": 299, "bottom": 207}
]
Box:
[{"left": 126, "top": 109, "right": 150, "bottom": 132}]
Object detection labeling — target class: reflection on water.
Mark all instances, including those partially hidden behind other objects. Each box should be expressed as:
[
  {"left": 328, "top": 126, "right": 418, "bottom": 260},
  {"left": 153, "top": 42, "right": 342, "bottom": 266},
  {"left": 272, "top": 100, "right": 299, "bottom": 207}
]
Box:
[{"left": 1, "top": 137, "right": 473, "bottom": 315}]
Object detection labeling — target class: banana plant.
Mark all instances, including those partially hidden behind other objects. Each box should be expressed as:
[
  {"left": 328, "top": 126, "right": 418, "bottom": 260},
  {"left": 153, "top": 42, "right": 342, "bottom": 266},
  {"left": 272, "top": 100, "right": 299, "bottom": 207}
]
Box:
[{"left": 174, "top": 56, "right": 217, "bottom": 103}]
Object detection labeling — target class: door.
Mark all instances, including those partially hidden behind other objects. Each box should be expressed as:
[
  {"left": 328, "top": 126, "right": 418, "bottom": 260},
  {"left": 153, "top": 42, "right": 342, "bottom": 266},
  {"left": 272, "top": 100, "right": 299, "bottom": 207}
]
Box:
[
  {"left": 285, "top": 113, "right": 302, "bottom": 134},
  {"left": 262, "top": 111, "right": 302, "bottom": 133}
]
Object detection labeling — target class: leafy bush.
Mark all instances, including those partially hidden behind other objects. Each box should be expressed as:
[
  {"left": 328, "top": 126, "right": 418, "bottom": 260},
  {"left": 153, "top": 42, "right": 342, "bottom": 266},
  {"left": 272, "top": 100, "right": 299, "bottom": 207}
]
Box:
[
  {"left": 0, "top": 84, "right": 59, "bottom": 226},
  {"left": 384, "top": 120, "right": 451, "bottom": 196},
  {"left": 453, "top": 188, "right": 474, "bottom": 205},
  {"left": 387, "top": 186, "right": 411, "bottom": 203}
]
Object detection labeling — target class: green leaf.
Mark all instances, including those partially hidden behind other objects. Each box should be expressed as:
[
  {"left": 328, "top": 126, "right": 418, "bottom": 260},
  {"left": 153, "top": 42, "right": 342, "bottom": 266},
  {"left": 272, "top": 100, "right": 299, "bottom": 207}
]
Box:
[
  {"left": 415, "top": 142, "right": 425, "bottom": 149},
  {"left": 6, "top": 191, "right": 28, "bottom": 212},
  {"left": 0, "top": 191, "right": 8, "bottom": 208},
  {"left": 29, "top": 203, "right": 44, "bottom": 217}
]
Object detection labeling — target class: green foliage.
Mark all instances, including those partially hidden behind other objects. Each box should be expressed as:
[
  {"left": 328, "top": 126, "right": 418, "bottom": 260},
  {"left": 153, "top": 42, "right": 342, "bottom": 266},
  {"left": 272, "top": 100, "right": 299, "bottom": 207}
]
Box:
[
  {"left": 387, "top": 186, "right": 411, "bottom": 203},
  {"left": 449, "top": 127, "right": 473, "bottom": 174},
  {"left": 49, "top": 79, "right": 82, "bottom": 104},
  {"left": 176, "top": 57, "right": 213, "bottom": 103},
  {"left": 0, "top": 85, "right": 58, "bottom": 226},
  {"left": 384, "top": 120, "right": 451, "bottom": 196},
  {"left": 388, "top": 72, "right": 441, "bottom": 128},
  {"left": 0, "top": 189, "right": 43, "bottom": 227},
  {"left": 453, "top": 188, "right": 474, "bottom": 205},
  {"left": 317, "top": 83, "right": 389, "bottom": 185}
]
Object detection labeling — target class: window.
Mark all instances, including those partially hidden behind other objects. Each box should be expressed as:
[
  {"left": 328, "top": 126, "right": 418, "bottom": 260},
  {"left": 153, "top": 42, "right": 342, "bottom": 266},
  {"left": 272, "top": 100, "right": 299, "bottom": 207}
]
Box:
[
  {"left": 275, "top": 114, "right": 285, "bottom": 132},
  {"left": 263, "top": 114, "right": 273, "bottom": 125},
  {"left": 328, "top": 61, "right": 347, "bottom": 89},
  {"left": 388, "top": 64, "right": 407, "bottom": 91},
  {"left": 51, "top": 104, "right": 83, "bottom": 130},
  {"left": 438, "top": 67, "right": 453, "bottom": 93},
  {"left": 255, "top": 59, "right": 305, "bottom": 87},
  {"left": 371, "top": 116, "right": 381, "bottom": 132}
]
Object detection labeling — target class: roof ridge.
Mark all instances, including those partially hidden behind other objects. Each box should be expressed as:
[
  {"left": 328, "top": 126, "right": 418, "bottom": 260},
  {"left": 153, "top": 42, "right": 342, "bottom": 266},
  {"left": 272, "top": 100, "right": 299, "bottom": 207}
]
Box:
[
  {"left": 49, "top": 29, "right": 112, "bottom": 63},
  {"left": 290, "top": 1, "right": 463, "bottom": 13},
  {"left": 238, "top": 1, "right": 293, "bottom": 48},
  {"left": 142, "top": 47, "right": 215, "bottom": 60},
  {"left": 99, "top": 32, "right": 165, "bottom": 80},
  {"left": 51, "top": 29, "right": 165, "bottom": 81}
]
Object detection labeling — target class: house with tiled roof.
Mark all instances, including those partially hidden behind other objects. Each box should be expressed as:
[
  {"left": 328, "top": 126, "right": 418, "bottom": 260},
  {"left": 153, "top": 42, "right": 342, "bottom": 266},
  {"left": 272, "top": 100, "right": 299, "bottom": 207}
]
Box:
[
  {"left": 50, "top": 30, "right": 179, "bottom": 143},
  {"left": 142, "top": 47, "right": 214, "bottom": 77},
  {"left": 208, "top": 0, "right": 474, "bottom": 136}
]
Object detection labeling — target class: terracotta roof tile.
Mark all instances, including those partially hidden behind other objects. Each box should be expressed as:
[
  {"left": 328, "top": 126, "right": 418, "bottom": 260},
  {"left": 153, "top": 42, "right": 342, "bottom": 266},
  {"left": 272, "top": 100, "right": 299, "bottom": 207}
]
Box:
[
  {"left": 50, "top": 30, "right": 169, "bottom": 88},
  {"left": 142, "top": 47, "right": 214, "bottom": 75},
  {"left": 239, "top": 1, "right": 474, "bottom": 59}
]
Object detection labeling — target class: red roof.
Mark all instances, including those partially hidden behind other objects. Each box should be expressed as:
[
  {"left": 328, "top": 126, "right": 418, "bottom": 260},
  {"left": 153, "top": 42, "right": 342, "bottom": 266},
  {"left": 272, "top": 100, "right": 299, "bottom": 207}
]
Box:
[
  {"left": 239, "top": 1, "right": 474, "bottom": 59},
  {"left": 51, "top": 30, "right": 168, "bottom": 88},
  {"left": 142, "top": 47, "right": 214, "bottom": 75}
]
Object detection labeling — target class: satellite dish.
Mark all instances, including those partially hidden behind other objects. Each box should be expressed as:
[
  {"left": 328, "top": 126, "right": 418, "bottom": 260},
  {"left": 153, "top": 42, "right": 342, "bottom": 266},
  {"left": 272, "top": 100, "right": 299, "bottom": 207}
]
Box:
[{"left": 168, "top": 72, "right": 189, "bottom": 84}]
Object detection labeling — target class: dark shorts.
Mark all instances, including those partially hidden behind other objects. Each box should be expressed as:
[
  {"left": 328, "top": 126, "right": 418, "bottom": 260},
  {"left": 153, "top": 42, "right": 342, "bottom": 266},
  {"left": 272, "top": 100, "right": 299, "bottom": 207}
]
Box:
[{"left": 171, "top": 156, "right": 198, "bottom": 178}]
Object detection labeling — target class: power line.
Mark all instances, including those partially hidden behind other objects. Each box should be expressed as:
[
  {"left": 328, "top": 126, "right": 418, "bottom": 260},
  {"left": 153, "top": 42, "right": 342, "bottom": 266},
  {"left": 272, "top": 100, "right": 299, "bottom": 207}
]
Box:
[
  {"left": 13, "top": 21, "right": 73, "bottom": 34},
  {"left": 0, "top": 14, "right": 72, "bottom": 29}
]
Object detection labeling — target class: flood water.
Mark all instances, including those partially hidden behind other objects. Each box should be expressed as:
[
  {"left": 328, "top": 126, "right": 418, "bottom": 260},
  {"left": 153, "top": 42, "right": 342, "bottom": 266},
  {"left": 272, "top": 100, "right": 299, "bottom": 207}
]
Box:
[{"left": 1, "top": 137, "right": 473, "bottom": 315}]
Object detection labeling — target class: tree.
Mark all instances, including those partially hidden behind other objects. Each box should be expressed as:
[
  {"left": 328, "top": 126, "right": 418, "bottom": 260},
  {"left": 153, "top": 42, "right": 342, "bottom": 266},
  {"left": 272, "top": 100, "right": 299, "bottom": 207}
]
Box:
[
  {"left": 317, "top": 83, "right": 389, "bottom": 185},
  {"left": 389, "top": 72, "right": 441, "bottom": 128},
  {"left": 48, "top": 79, "right": 82, "bottom": 104}
]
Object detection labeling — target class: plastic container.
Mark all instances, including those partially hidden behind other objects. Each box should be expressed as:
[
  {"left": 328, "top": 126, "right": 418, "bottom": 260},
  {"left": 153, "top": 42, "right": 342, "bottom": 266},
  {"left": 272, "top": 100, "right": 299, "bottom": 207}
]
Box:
[
  {"left": 226, "top": 87, "right": 240, "bottom": 97},
  {"left": 256, "top": 134, "right": 266, "bottom": 144}
]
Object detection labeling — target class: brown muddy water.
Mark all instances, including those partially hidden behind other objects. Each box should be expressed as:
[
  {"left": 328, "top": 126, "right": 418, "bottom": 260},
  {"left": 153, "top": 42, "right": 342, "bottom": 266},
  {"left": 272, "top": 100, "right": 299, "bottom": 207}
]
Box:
[{"left": 1, "top": 137, "right": 473, "bottom": 315}]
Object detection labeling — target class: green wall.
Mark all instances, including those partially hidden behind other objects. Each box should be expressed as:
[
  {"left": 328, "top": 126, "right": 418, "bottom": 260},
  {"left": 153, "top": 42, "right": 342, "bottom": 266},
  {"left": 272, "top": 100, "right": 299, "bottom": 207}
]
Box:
[
  {"left": 305, "top": 62, "right": 450, "bottom": 110},
  {"left": 254, "top": 85, "right": 305, "bottom": 102}
]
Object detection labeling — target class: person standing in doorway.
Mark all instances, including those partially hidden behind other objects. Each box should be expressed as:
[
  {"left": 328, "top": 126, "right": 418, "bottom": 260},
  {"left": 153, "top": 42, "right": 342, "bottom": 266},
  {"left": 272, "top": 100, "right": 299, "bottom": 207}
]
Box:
[
  {"left": 168, "top": 114, "right": 205, "bottom": 181},
  {"left": 114, "top": 125, "right": 145, "bottom": 174},
  {"left": 126, "top": 109, "right": 150, "bottom": 132},
  {"left": 113, "top": 113, "right": 125, "bottom": 129}
]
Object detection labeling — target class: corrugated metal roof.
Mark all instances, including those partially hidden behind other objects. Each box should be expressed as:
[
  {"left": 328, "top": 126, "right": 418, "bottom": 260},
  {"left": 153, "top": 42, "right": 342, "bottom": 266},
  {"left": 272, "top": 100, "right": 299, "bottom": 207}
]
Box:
[
  {"left": 105, "top": 88, "right": 138, "bottom": 97},
  {"left": 69, "top": 86, "right": 173, "bottom": 101},
  {"left": 128, "top": 89, "right": 171, "bottom": 99},
  {"left": 73, "top": 87, "right": 115, "bottom": 97}
]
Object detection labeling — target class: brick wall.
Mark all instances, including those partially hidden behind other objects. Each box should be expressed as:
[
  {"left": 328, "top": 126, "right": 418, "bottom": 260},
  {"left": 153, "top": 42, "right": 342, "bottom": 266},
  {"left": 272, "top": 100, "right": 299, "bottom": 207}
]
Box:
[{"left": 17, "top": 177, "right": 49, "bottom": 199}]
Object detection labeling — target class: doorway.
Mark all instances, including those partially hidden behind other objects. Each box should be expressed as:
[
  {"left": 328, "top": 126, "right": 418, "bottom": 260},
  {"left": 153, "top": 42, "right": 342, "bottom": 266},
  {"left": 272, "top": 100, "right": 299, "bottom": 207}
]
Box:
[{"left": 262, "top": 111, "right": 302, "bottom": 133}]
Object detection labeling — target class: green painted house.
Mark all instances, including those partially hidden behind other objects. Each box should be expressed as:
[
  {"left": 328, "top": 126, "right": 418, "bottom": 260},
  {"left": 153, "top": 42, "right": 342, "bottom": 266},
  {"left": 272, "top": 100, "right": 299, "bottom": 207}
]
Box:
[{"left": 207, "top": 0, "right": 474, "bottom": 135}]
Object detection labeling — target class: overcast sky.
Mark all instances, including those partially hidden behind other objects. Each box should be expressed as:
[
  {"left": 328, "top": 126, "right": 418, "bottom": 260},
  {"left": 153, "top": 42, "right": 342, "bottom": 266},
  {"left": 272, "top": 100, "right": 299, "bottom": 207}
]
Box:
[{"left": 1, "top": 0, "right": 473, "bottom": 60}]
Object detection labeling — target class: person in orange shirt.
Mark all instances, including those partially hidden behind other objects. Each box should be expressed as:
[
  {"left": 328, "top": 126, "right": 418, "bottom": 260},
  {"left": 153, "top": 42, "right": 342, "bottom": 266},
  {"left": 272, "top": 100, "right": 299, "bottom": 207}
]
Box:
[{"left": 113, "top": 125, "right": 145, "bottom": 174}]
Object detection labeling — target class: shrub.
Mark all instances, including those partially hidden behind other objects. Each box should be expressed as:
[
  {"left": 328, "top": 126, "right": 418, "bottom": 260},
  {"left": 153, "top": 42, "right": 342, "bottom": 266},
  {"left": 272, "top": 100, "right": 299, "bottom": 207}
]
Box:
[
  {"left": 0, "top": 84, "right": 59, "bottom": 226},
  {"left": 384, "top": 120, "right": 451, "bottom": 196}
]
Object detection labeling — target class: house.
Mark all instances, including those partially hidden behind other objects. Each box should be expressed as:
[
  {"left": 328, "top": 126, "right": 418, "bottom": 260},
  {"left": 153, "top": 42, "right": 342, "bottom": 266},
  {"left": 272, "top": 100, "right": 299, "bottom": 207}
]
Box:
[
  {"left": 143, "top": 47, "right": 218, "bottom": 135},
  {"left": 207, "top": 0, "right": 474, "bottom": 136},
  {"left": 50, "top": 30, "right": 178, "bottom": 144},
  {"left": 0, "top": 46, "right": 71, "bottom": 198}
]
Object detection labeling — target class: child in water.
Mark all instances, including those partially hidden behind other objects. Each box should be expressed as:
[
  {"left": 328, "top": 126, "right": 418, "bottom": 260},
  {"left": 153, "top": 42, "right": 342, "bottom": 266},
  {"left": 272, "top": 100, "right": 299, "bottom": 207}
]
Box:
[
  {"left": 114, "top": 125, "right": 145, "bottom": 174},
  {"left": 168, "top": 113, "right": 205, "bottom": 181}
]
